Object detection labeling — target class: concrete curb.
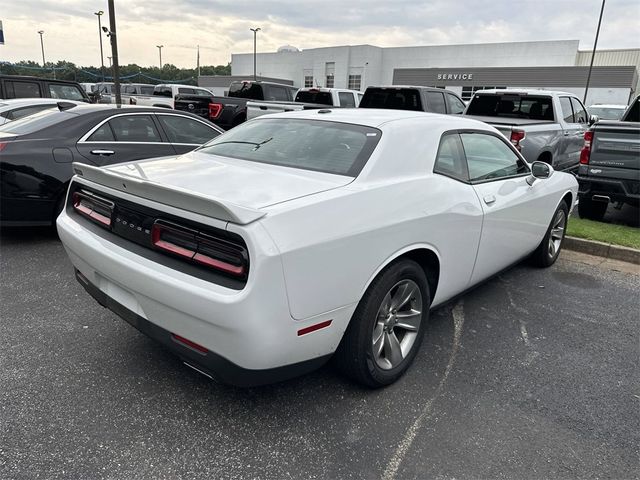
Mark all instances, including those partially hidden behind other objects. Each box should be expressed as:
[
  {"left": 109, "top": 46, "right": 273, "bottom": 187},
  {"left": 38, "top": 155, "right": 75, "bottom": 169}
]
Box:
[{"left": 564, "top": 236, "right": 640, "bottom": 265}]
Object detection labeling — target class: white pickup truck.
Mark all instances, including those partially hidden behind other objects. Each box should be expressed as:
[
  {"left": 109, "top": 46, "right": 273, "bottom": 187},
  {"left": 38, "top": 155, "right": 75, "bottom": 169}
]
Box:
[
  {"left": 131, "top": 84, "right": 213, "bottom": 108},
  {"left": 246, "top": 87, "right": 362, "bottom": 120}
]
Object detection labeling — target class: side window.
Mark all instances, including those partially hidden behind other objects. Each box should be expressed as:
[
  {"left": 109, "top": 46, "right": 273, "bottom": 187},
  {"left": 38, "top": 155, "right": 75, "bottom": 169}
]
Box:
[
  {"left": 178, "top": 87, "right": 196, "bottom": 95},
  {"left": 108, "top": 115, "right": 162, "bottom": 142},
  {"left": 338, "top": 92, "right": 356, "bottom": 108},
  {"left": 48, "top": 84, "right": 85, "bottom": 101},
  {"left": 426, "top": 91, "right": 446, "bottom": 114},
  {"left": 268, "top": 86, "right": 289, "bottom": 101},
  {"left": 6, "top": 105, "right": 54, "bottom": 120},
  {"left": 570, "top": 97, "right": 588, "bottom": 124},
  {"left": 446, "top": 93, "right": 466, "bottom": 114},
  {"left": 559, "top": 97, "right": 574, "bottom": 123},
  {"left": 6, "top": 81, "right": 42, "bottom": 98},
  {"left": 157, "top": 115, "right": 220, "bottom": 145},
  {"left": 86, "top": 122, "right": 116, "bottom": 141},
  {"left": 461, "top": 133, "right": 528, "bottom": 182},
  {"left": 194, "top": 89, "right": 212, "bottom": 96},
  {"left": 434, "top": 133, "right": 468, "bottom": 182}
]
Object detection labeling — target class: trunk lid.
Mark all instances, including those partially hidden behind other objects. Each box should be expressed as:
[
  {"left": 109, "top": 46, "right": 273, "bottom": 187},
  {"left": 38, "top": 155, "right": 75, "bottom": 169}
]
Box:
[{"left": 591, "top": 122, "right": 640, "bottom": 171}]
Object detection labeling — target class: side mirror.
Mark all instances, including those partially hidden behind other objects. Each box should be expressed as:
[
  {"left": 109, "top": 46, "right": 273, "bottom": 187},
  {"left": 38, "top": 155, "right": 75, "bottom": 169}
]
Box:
[
  {"left": 589, "top": 114, "right": 599, "bottom": 125},
  {"left": 527, "top": 161, "right": 553, "bottom": 185}
]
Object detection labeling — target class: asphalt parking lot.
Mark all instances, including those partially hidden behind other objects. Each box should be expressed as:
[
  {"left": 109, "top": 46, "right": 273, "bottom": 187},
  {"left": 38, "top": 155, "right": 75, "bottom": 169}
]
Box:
[{"left": 1, "top": 228, "right": 639, "bottom": 480}]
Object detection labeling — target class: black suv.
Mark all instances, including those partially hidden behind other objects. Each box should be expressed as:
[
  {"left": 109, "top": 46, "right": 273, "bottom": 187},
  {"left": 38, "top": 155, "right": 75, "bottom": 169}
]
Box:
[{"left": 0, "top": 75, "right": 90, "bottom": 102}]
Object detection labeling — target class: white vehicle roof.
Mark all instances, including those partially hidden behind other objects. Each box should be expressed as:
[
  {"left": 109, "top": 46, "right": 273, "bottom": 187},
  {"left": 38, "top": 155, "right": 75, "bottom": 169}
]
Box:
[
  {"left": 473, "top": 88, "right": 576, "bottom": 96},
  {"left": 0, "top": 98, "right": 81, "bottom": 110},
  {"left": 156, "top": 84, "right": 208, "bottom": 89},
  {"left": 588, "top": 104, "right": 627, "bottom": 109}
]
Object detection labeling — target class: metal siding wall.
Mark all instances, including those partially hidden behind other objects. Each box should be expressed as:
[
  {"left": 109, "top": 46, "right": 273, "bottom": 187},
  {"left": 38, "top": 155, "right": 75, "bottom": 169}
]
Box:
[
  {"left": 392, "top": 66, "right": 637, "bottom": 88},
  {"left": 575, "top": 49, "right": 640, "bottom": 67}
]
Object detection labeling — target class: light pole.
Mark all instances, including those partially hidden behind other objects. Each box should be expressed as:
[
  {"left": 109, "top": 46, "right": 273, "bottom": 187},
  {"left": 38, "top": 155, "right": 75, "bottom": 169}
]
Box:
[
  {"left": 37, "top": 30, "right": 49, "bottom": 77},
  {"left": 95, "top": 10, "right": 106, "bottom": 82},
  {"left": 250, "top": 27, "right": 260, "bottom": 81},
  {"left": 156, "top": 45, "right": 163, "bottom": 70},
  {"left": 584, "top": 0, "right": 606, "bottom": 104}
]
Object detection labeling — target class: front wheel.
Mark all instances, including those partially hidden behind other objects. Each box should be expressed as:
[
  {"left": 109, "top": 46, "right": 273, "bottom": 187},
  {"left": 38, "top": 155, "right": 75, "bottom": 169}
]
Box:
[
  {"left": 530, "top": 201, "right": 568, "bottom": 267},
  {"left": 334, "top": 259, "right": 430, "bottom": 388}
]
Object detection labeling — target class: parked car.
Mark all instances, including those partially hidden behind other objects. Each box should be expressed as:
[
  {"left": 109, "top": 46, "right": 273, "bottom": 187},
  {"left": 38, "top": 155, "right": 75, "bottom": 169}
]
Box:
[
  {"left": 246, "top": 87, "right": 363, "bottom": 120},
  {"left": 121, "top": 83, "right": 155, "bottom": 104},
  {"left": 0, "top": 98, "right": 83, "bottom": 125},
  {"left": 131, "top": 84, "right": 212, "bottom": 109},
  {"left": 463, "top": 89, "right": 593, "bottom": 171},
  {"left": 174, "top": 80, "right": 298, "bottom": 129},
  {"left": 587, "top": 104, "right": 627, "bottom": 121},
  {"left": 56, "top": 109, "right": 577, "bottom": 388},
  {"left": 0, "top": 104, "right": 223, "bottom": 226},
  {"left": 359, "top": 86, "right": 466, "bottom": 115},
  {"left": 577, "top": 95, "right": 640, "bottom": 220},
  {"left": 0, "top": 75, "right": 90, "bottom": 103}
]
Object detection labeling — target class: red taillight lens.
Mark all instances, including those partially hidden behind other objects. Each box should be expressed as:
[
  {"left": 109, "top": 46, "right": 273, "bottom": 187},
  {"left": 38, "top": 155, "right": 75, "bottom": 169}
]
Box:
[
  {"left": 171, "top": 334, "right": 208, "bottom": 354},
  {"left": 0, "top": 142, "right": 8, "bottom": 152},
  {"left": 510, "top": 129, "right": 525, "bottom": 150},
  {"left": 208, "top": 103, "right": 223, "bottom": 119},
  {"left": 151, "top": 221, "right": 247, "bottom": 277},
  {"left": 580, "top": 130, "right": 593, "bottom": 165},
  {"left": 72, "top": 191, "right": 113, "bottom": 227}
]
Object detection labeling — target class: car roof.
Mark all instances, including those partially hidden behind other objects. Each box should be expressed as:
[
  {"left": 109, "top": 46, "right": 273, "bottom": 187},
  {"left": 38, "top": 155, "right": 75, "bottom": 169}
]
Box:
[
  {"left": 474, "top": 88, "right": 575, "bottom": 96},
  {"left": 0, "top": 98, "right": 81, "bottom": 108},
  {"left": 58, "top": 104, "right": 194, "bottom": 115},
  {"left": 256, "top": 108, "right": 495, "bottom": 130},
  {"left": 0, "top": 75, "right": 83, "bottom": 86},
  {"left": 588, "top": 104, "right": 627, "bottom": 108}
]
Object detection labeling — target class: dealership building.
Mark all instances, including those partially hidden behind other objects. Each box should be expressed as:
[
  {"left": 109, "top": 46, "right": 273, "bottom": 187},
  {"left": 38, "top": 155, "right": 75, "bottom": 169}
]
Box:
[{"left": 228, "top": 40, "right": 640, "bottom": 105}]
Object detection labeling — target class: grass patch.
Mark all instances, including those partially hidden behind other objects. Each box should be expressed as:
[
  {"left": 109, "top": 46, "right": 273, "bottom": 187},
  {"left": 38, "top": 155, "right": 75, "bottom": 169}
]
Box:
[{"left": 567, "top": 216, "right": 640, "bottom": 250}]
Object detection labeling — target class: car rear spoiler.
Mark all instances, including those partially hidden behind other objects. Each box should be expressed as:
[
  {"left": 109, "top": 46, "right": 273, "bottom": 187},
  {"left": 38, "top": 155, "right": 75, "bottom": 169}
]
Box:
[{"left": 71, "top": 162, "right": 266, "bottom": 225}]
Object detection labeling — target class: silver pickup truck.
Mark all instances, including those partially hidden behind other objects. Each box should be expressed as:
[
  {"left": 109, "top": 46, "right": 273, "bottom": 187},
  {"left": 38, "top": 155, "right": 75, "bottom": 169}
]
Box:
[
  {"left": 464, "top": 89, "right": 594, "bottom": 171},
  {"left": 576, "top": 95, "right": 639, "bottom": 221}
]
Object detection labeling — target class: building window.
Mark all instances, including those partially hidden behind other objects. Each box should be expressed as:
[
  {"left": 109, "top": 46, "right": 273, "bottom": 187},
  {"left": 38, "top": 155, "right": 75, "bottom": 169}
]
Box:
[
  {"left": 304, "top": 76, "right": 313, "bottom": 88},
  {"left": 461, "top": 86, "right": 506, "bottom": 101},
  {"left": 325, "top": 62, "right": 335, "bottom": 88},
  {"left": 348, "top": 75, "right": 361, "bottom": 90}
]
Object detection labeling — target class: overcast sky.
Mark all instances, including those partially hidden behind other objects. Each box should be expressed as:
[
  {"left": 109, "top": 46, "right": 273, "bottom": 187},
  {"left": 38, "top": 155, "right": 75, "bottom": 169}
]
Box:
[{"left": 1, "top": 0, "right": 638, "bottom": 68}]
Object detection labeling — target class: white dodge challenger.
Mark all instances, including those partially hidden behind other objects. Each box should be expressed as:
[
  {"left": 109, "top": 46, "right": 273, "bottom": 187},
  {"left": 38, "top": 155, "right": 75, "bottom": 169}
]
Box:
[{"left": 57, "top": 109, "right": 578, "bottom": 387}]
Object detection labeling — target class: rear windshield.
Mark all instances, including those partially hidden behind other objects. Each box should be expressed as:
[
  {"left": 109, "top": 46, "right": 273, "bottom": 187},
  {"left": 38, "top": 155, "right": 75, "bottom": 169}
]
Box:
[
  {"left": 295, "top": 91, "right": 333, "bottom": 105},
  {"left": 228, "top": 82, "right": 264, "bottom": 100},
  {"left": 467, "top": 94, "right": 554, "bottom": 120},
  {"left": 623, "top": 98, "right": 639, "bottom": 122},
  {"left": 0, "top": 109, "right": 74, "bottom": 135},
  {"left": 588, "top": 106, "right": 625, "bottom": 120},
  {"left": 197, "top": 118, "right": 381, "bottom": 176},
  {"left": 359, "top": 88, "right": 423, "bottom": 111}
]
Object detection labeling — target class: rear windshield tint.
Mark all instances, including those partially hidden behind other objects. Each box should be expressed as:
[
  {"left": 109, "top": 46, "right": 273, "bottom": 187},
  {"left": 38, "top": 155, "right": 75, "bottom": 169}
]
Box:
[
  {"left": 295, "top": 91, "right": 333, "bottom": 105},
  {"left": 228, "top": 82, "right": 264, "bottom": 100},
  {"left": 197, "top": 118, "right": 381, "bottom": 177},
  {"left": 360, "top": 88, "right": 423, "bottom": 111},
  {"left": 467, "top": 94, "right": 554, "bottom": 120},
  {"left": 0, "top": 109, "right": 74, "bottom": 135}
]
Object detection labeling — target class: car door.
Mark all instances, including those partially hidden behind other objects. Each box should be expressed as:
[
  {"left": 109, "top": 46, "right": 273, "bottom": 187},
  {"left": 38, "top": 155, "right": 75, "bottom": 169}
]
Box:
[
  {"left": 155, "top": 113, "right": 222, "bottom": 154},
  {"left": 76, "top": 113, "right": 174, "bottom": 166},
  {"left": 557, "top": 96, "right": 585, "bottom": 170},
  {"left": 461, "top": 131, "right": 556, "bottom": 284}
]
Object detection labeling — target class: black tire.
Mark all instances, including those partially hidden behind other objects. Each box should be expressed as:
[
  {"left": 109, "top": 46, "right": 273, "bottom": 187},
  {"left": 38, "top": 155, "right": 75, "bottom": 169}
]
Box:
[
  {"left": 578, "top": 196, "right": 607, "bottom": 221},
  {"left": 530, "top": 201, "right": 569, "bottom": 268},
  {"left": 334, "top": 259, "right": 430, "bottom": 388}
]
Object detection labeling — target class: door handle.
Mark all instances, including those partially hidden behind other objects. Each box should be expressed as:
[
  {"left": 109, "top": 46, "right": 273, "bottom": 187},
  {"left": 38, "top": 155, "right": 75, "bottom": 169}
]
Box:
[
  {"left": 483, "top": 194, "right": 496, "bottom": 205},
  {"left": 90, "top": 149, "right": 115, "bottom": 156}
]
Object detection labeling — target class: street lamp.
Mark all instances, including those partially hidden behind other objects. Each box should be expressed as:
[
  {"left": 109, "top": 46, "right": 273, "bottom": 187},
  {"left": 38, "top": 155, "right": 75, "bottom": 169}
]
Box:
[
  {"left": 250, "top": 27, "right": 260, "bottom": 81},
  {"left": 94, "top": 10, "right": 106, "bottom": 82},
  {"left": 156, "top": 45, "right": 163, "bottom": 70}
]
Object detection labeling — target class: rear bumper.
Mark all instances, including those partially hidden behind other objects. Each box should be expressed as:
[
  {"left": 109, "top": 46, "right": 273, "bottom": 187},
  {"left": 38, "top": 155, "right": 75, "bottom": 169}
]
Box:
[
  {"left": 76, "top": 268, "right": 331, "bottom": 386},
  {"left": 57, "top": 209, "right": 351, "bottom": 384},
  {"left": 577, "top": 175, "right": 640, "bottom": 203}
]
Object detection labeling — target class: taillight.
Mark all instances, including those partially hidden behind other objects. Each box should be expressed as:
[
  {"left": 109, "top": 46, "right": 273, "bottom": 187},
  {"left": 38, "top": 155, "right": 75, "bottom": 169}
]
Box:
[
  {"left": 0, "top": 142, "right": 7, "bottom": 152},
  {"left": 580, "top": 130, "right": 593, "bottom": 165},
  {"left": 510, "top": 129, "right": 525, "bottom": 151},
  {"left": 72, "top": 191, "right": 113, "bottom": 227},
  {"left": 151, "top": 221, "right": 248, "bottom": 277},
  {"left": 208, "top": 103, "right": 222, "bottom": 119}
]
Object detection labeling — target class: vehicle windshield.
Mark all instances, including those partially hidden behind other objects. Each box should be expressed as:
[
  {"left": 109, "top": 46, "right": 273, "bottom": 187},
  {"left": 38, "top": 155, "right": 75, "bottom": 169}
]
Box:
[
  {"left": 0, "top": 109, "right": 74, "bottom": 135},
  {"left": 467, "top": 94, "right": 554, "bottom": 120},
  {"left": 228, "top": 82, "right": 264, "bottom": 100},
  {"left": 197, "top": 118, "right": 381, "bottom": 176},
  {"left": 295, "top": 91, "right": 333, "bottom": 105},
  {"left": 359, "top": 88, "right": 423, "bottom": 111},
  {"left": 588, "top": 106, "right": 626, "bottom": 120}
]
